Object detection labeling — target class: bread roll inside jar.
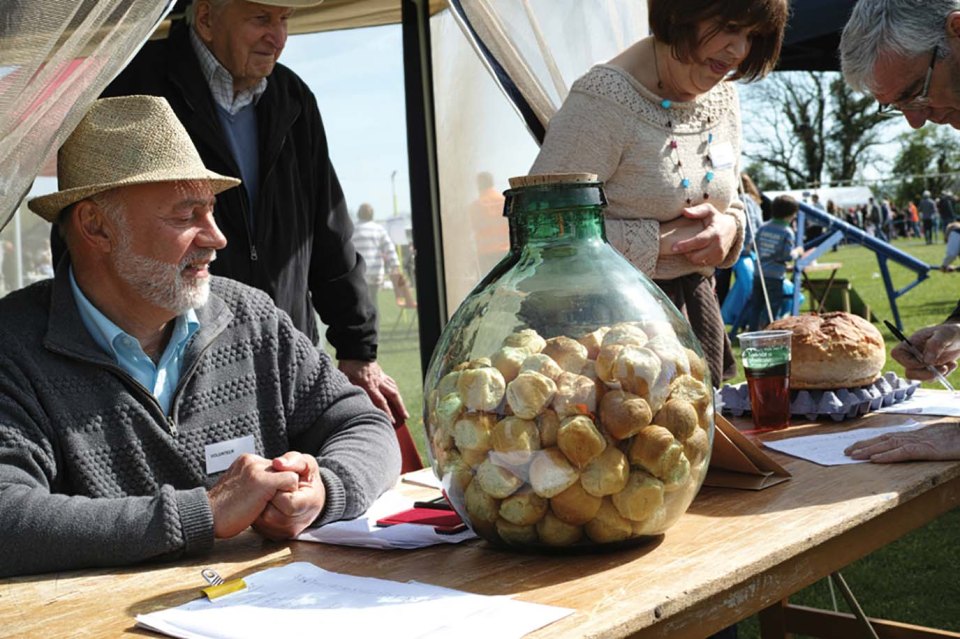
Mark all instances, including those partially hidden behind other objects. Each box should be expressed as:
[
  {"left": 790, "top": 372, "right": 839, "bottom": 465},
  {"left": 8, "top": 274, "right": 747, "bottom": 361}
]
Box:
[{"left": 422, "top": 174, "right": 715, "bottom": 550}]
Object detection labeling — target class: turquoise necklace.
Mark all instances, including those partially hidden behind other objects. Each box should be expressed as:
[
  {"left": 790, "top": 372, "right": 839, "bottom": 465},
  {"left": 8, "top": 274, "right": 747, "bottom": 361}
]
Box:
[{"left": 653, "top": 44, "right": 716, "bottom": 206}]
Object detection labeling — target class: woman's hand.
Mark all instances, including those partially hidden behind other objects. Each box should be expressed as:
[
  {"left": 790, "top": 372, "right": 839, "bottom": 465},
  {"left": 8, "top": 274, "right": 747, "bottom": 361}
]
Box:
[{"left": 663, "top": 203, "right": 739, "bottom": 267}]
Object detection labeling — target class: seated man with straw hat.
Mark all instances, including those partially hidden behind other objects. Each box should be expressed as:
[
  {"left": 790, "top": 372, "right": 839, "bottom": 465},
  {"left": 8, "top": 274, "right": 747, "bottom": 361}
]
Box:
[{"left": 0, "top": 95, "right": 400, "bottom": 577}]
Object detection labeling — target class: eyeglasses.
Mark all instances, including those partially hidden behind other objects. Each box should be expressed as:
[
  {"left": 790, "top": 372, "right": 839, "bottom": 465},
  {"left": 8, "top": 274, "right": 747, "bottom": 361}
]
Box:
[{"left": 878, "top": 46, "right": 939, "bottom": 115}]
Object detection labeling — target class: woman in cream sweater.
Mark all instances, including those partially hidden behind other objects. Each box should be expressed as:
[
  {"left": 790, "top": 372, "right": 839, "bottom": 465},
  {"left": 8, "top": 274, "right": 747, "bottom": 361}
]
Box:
[{"left": 531, "top": 0, "right": 788, "bottom": 387}]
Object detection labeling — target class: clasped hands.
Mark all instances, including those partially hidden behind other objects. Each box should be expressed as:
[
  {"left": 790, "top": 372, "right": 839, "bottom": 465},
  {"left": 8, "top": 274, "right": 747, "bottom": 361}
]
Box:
[
  {"left": 659, "top": 202, "right": 739, "bottom": 267},
  {"left": 207, "top": 451, "right": 326, "bottom": 540}
]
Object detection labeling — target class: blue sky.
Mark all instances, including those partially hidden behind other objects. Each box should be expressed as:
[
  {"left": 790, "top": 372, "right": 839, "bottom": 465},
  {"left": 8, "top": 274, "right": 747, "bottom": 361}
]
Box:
[
  {"left": 27, "top": 23, "right": 414, "bottom": 225},
  {"left": 282, "top": 24, "right": 412, "bottom": 221}
]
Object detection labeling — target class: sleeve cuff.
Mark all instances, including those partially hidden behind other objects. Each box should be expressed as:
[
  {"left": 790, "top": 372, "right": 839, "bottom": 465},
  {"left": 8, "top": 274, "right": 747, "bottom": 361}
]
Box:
[
  {"left": 313, "top": 466, "right": 346, "bottom": 526},
  {"left": 605, "top": 218, "right": 660, "bottom": 276},
  {"left": 719, "top": 208, "right": 745, "bottom": 269},
  {"left": 176, "top": 487, "right": 215, "bottom": 556}
]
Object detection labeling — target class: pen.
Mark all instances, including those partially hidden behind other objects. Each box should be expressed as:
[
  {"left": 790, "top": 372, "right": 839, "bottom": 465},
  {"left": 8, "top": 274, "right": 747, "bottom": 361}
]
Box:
[
  {"left": 883, "top": 320, "right": 955, "bottom": 392},
  {"left": 412, "top": 495, "right": 454, "bottom": 510}
]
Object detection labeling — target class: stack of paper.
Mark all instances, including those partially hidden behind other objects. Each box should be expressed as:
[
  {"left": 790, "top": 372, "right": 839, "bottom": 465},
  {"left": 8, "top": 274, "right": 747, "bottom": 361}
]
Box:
[
  {"left": 136, "top": 562, "right": 573, "bottom": 639},
  {"left": 296, "top": 489, "right": 476, "bottom": 549}
]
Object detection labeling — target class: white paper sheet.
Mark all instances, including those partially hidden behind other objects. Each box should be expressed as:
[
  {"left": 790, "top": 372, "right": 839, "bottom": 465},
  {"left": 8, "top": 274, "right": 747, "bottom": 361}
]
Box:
[
  {"left": 135, "top": 562, "right": 573, "bottom": 639},
  {"left": 874, "top": 388, "right": 960, "bottom": 416},
  {"left": 401, "top": 467, "right": 443, "bottom": 489},
  {"left": 762, "top": 420, "right": 923, "bottom": 466},
  {"left": 296, "top": 489, "right": 477, "bottom": 549}
]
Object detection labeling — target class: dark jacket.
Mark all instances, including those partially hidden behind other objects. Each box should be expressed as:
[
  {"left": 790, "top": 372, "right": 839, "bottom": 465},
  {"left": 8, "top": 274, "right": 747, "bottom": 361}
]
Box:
[{"left": 91, "top": 21, "right": 377, "bottom": 360}]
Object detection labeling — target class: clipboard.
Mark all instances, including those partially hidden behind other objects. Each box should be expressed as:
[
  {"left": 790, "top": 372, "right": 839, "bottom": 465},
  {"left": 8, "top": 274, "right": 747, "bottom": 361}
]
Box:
[{"left": 703, "top": 415, "right": 791, "bottom": 490}]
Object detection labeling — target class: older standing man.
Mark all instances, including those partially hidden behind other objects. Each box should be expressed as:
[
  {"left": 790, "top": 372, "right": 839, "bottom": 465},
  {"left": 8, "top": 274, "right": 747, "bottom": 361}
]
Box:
[
  {"left": 0, "top": 96, "right": 400, "bottom": 578},
  {"left": 840, "top": 0, "right": 960, "bottom": 463},
  {"left": 56, "top": 0, "right": 407, "bottom": 426}
]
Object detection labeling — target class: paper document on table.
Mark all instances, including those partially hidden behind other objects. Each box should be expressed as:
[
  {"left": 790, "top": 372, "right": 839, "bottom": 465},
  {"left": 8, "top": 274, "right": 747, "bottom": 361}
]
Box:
[
  {"left": 762, "top": 419, "right": 923, "bottom": 466},
  {"left": 874, "top": 388, "right": 960, "bottom": 416},
  {"left": 401, "top": 466, "right": 443, "bottom": 489},
  {"left": 136, "top": 562, "right": 573, "bottom": 639},
  {"left": 296, "top": 488, "right": 476, "bottom": 549}
]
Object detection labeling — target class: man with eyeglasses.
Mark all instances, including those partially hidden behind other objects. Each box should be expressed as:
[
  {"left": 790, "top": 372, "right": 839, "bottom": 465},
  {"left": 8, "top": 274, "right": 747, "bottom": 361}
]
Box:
[
  {"left": 839, "top": 0, "right": 960, "bottom": 463},
  {"left": 841, "top": 1, "right": 954, "bottom": 128}
]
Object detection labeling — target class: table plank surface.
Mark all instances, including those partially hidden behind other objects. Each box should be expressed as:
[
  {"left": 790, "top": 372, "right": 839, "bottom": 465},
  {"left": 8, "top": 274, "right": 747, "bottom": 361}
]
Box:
[{"left": 1, "top": 413, "right": 957, "bottom": 639}]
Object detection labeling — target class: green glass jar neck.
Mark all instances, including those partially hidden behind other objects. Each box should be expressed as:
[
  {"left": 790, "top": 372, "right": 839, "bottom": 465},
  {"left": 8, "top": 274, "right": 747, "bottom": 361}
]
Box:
[
  {"left": 512, "top": 208, "right": 605, "bottom": 245},
  {"left": 505, "top": 183, "right": 607, "bottom": 247}
]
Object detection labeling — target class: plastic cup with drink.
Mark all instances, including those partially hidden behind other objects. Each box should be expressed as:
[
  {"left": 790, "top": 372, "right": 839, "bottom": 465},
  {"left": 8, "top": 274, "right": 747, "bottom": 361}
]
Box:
[{"left": 737, "top": 330, "right": 792, "bottom": 430}]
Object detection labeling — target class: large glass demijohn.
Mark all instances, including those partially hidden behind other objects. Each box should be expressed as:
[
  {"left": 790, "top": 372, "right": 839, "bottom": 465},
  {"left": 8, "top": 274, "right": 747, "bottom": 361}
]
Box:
[{"left": 423, "top": 174, "right": 714, "bottom": 549}]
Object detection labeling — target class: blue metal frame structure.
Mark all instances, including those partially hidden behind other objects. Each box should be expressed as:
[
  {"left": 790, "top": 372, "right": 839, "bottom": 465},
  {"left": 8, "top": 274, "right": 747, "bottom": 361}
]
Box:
[{"left": 791, "top": 202, "right": 932, "bottom": 330}]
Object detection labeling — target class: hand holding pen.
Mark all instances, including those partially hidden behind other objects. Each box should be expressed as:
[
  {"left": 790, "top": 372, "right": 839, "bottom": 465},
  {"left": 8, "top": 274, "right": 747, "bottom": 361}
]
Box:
[{"left": 884, "top": 320, "right": 959, "bottom": 391}]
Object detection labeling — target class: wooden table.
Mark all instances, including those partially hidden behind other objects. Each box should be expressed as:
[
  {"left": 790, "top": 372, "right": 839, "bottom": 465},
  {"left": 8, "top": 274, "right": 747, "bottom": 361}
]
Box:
[{"left": 2, "top": 413, "right": 958, "bottom": 639}]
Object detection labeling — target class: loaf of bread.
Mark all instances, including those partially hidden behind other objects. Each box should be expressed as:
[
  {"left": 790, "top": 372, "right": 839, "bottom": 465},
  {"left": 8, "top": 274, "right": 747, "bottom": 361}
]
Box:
[{"left": 766, "top": 312, "right": 886, "bottom": 389}]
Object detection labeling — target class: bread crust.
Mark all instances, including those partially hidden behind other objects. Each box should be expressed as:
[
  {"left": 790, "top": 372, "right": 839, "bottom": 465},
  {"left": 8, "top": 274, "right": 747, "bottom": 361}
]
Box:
[{"left": 766, "top": 312, "right": 886, "bottom": 389}]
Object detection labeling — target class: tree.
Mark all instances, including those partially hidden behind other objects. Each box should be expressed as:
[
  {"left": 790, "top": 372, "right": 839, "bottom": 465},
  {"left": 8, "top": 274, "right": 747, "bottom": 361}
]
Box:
[
  {"left": 891, "top": 127, "right": 960, "bottom": 205},
  {"left": 826, "top": 76, "right": 889, "bottom": 185},
  {"left": 740, "top": 71, "right": 891, "bottom": 189},
  {"left": 742, "top": 160, "right": 783, "bottom": 192},
  {"left": 741, "top": 71, "right": 826, "bottom": 189}
]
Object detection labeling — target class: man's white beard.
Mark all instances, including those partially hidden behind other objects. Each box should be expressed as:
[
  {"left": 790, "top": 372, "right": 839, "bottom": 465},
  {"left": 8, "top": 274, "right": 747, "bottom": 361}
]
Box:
[{"left": 113, "top": 240, "right": 214, "bottom": 314}]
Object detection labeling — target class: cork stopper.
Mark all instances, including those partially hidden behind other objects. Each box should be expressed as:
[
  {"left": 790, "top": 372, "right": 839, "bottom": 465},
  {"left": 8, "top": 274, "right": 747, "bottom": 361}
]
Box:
[{"left": 508, "top": 173, "right": 599, "bottom": 189}]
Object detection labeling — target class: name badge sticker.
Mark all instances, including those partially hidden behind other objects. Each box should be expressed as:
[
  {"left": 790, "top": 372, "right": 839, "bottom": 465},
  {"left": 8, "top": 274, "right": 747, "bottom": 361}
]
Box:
[
  {"left": 204, "top": 435, "right": 256, "bottom": 475},
  {"left": 709, "top": 141, "right": 735, "bottom": 170}
]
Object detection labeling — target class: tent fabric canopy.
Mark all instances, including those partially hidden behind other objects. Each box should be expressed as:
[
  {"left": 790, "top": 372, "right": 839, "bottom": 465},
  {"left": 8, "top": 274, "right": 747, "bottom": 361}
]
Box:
[
  {"left": 777, "top": 0, "right": 857, "bottom": 72},
  {"left": 156, "top": 0, "right": 447, "bottom": 38},
  {"left": 0, "top": 0, "right": 176, "bottom": 231}
]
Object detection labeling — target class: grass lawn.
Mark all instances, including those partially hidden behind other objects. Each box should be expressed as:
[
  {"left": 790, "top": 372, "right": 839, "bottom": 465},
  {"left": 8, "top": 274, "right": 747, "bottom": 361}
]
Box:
[{"left": 370, "top": 235, "right": 959, "bottom": 635}]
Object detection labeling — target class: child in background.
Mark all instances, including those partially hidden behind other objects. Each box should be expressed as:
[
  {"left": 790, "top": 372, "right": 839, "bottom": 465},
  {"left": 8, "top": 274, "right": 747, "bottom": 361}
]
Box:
[{"left": 749, "top": 195, "right": 804, "bottom": 330}]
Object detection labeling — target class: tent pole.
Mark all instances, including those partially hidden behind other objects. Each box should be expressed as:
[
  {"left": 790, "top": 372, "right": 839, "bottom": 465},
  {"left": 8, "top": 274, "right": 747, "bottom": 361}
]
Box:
[{"left": 402, "top": 0, "right": 445, "bottom": 377}]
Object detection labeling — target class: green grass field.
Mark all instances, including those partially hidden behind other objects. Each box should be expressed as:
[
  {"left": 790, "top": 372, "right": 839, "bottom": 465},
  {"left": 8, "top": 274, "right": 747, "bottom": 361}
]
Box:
[{"left": 371, "top": 234, "right": 959, "bottom": 636}]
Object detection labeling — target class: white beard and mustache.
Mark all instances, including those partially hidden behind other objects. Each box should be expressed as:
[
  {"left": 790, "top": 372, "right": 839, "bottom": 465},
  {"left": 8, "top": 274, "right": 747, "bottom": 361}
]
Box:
[
  {"left": 112, "top": 235, "right": 216, "bottom": 314},
  {"left": 96, "top": 191, "right": 217, "bottom": 315}
]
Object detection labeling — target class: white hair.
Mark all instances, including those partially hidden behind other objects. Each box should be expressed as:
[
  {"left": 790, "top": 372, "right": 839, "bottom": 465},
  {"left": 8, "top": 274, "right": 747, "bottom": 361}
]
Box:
[{"left": 840, "top": 0, "right": 959, "bottom": 93}]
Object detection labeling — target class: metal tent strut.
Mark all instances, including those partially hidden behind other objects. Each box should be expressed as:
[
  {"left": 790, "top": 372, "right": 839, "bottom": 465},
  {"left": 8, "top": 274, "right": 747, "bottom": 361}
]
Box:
[
  {"left": 792, "top": 202, "right": 932, "bottom": 330},
  {"left": 446, "top": 0, "right": 546, "bottom": 144}
]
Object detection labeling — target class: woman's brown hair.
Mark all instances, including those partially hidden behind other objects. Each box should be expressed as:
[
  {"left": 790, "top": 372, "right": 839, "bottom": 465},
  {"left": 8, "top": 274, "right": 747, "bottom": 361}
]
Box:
[{"left": 648, "top": 0, "right": 789, "bottom": 82}]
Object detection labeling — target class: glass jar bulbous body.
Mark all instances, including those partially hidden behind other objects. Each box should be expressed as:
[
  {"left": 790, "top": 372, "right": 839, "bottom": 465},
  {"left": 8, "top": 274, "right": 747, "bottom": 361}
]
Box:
[{"left": 423, "top": 177, "right": 714, "bottom": 550}]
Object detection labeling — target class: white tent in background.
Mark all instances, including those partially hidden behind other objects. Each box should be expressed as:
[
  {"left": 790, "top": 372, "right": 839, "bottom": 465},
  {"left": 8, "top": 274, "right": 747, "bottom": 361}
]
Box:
[{"left": 765, "top": 186, "right": 877, "bottom": 210}]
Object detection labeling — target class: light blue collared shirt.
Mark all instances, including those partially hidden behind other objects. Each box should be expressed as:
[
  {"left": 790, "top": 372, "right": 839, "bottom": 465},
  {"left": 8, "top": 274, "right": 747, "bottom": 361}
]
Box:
[{"left": 69, "top": 268, "right": 200, "bottom": 416}]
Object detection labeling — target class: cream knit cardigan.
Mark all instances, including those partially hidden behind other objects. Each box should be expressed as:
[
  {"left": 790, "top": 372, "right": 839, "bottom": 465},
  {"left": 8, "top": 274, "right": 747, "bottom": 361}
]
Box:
[{"left": 531, "top": 64, "right": 745, "bottom": 281}]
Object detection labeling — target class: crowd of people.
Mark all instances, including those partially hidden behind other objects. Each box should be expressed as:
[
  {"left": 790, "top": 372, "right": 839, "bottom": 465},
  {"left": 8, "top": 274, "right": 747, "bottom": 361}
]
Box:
[{"left": 799, "top": 189, "right": 958, "bottom": 245}]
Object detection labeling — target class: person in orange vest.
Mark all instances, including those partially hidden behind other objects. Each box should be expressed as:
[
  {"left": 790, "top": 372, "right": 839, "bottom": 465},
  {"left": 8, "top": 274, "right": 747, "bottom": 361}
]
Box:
[
  {"left": 469, "top": 171, "right": 509, "bottom": 276},
  {"left": 906, "top": 200, "right": 920, "bottom": 238}
]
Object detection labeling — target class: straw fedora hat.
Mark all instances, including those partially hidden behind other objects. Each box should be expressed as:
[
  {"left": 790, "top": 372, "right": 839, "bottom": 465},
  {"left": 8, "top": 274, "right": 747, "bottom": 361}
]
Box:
[{"left": 28, "top": 95, "right": 240, "bottom": 222}]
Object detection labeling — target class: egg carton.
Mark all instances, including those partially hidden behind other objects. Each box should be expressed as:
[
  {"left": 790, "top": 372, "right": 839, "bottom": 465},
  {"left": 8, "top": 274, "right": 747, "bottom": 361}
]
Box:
[{"left": 718, "top": 371, "right": 920, "bottom": 422}]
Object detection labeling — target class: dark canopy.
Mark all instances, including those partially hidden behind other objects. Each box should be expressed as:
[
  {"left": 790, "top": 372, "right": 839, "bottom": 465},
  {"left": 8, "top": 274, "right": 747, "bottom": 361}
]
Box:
[{"left": 778, "top": 0, "right": 858, "bottom": 72}]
